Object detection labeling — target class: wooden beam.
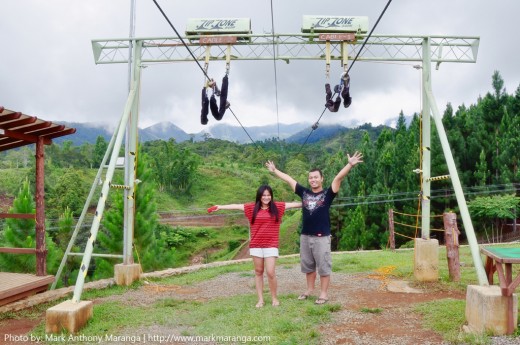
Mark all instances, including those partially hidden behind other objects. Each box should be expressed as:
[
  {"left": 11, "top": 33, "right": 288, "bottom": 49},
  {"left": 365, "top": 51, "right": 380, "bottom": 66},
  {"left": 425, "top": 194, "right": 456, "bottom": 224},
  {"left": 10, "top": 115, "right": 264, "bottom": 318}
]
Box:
[
  {"left": 0, "top": 116, "right": 37, "bottom": 129},
  {"left": 0, "top": 111, "right": 22, "bottom": 123},
  {"left": 0, "top": 247, "right": 36, "bottom": 254},
  {"left": 0, "top": 213, "right": 36, "bottom": 219},
  {"left": 3, "top": 129, "right": 51, "bottom": 145}
]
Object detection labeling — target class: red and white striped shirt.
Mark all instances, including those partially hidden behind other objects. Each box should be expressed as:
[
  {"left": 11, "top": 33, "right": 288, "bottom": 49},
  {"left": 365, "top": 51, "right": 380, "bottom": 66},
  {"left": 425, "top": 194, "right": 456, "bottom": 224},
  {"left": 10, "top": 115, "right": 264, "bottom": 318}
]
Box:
[{"left": 244, "top": 202, "right": 286, "bottom": 248}]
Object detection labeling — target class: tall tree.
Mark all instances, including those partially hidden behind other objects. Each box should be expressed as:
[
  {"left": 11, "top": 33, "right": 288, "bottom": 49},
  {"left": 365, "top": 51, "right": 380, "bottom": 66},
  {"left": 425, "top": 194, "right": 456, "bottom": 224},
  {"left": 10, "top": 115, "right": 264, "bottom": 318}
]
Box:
[{"left": 47, "top": 169, "right": 89, "bottom": 218}]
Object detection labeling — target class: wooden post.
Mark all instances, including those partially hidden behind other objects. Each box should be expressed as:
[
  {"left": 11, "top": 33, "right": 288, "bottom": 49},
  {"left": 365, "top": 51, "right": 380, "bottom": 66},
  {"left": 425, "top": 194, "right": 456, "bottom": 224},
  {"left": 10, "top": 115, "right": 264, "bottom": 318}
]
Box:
[
  {"left": 443, "top": 212, "right": 460, "bottom": 281},
  {"left": 35, "top": 137, "right": 47, "bottom": 276},
  {"left": 388, "top": 209, "right": 395, "bottom": 250}
]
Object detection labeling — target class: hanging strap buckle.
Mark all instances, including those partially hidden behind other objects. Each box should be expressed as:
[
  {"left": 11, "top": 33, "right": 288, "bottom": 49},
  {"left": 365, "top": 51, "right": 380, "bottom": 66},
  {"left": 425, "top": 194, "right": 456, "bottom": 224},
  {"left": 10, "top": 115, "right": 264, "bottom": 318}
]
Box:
[
  {"left": 325, "top": 41, "right": 331, "bottom": 79},
  {"left": 225, "top": 44, "right": 231, "bottom": 75}
]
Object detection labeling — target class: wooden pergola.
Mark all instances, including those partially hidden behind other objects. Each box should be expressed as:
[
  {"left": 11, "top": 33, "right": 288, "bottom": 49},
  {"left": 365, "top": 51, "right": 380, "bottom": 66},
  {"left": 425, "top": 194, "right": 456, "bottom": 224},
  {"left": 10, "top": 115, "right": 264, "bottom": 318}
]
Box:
[{"left": 0, "top": 106, "right": 76, "bottom": 306}]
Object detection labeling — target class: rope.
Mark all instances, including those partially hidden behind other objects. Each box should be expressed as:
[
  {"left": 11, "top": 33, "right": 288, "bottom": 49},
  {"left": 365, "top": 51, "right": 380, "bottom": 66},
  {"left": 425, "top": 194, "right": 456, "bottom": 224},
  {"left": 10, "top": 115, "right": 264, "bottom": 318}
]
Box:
[
  {"left": 393, "top": 220, "right": 419, "bottom": 229},
  {"left": 392, "top": 210, "right": 443, "bottom": 218},
  {"left": 393, "top": 231, "right": 415, "bottom": 240},
  {"left": 134, "top": 243, "right": 178, "bottom": 292},
  {"left": 133, "top": 241, "right": 154, "bottom": 286}
]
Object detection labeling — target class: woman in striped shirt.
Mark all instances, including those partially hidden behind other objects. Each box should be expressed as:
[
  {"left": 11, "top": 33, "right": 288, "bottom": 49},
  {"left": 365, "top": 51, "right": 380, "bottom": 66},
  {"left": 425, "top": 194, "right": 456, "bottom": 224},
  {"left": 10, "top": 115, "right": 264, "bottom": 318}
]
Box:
[{"left": 209, "top": 185, "right": 301, "bottom": 308}]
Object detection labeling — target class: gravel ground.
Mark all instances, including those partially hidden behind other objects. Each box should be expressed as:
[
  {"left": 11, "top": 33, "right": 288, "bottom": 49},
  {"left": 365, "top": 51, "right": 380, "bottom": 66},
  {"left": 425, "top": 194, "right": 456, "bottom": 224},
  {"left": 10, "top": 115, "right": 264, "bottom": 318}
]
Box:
[{"left": 95, "top": 264, "right": 519, "bottom": 345}]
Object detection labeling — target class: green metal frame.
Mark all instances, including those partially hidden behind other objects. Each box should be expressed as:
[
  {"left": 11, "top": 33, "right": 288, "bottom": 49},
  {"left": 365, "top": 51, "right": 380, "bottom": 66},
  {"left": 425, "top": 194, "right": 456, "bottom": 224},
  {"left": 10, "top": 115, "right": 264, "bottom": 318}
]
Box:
[{"left": 63, "top": 32, "right": 486, "bottom": 302}]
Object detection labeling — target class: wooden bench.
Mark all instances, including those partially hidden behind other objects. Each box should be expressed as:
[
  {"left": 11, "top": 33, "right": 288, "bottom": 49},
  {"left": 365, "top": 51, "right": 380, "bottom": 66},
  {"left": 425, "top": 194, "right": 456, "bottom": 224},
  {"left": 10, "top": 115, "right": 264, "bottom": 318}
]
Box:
[{"left": 480, "top": 246, "right": 520, "bottom": 334}]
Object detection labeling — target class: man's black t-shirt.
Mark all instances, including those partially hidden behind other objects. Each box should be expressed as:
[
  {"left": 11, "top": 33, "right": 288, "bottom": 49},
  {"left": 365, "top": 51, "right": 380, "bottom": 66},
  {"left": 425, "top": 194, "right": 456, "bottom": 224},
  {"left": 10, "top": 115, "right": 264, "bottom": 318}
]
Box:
[{"left": 295, "top": 183, "right": 337, "bottom": 236}]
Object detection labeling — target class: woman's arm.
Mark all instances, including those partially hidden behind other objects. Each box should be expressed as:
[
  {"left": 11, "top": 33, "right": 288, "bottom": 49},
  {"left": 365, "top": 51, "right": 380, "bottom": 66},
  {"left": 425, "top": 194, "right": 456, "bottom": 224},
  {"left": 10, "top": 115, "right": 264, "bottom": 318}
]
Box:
[{"left": 208, "top": 204, "right": 245, "bottom": 213}]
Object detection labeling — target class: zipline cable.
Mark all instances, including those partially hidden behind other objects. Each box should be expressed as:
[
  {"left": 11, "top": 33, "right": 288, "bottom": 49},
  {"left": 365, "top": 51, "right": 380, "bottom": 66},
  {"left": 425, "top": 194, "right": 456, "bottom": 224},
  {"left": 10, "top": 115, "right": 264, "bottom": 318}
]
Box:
[
  {"left": 152, "top": 0, "right": 210, "bottom": 82},
  {"left": 151, "top": 0, "right": 262, "bottom": 150},
  {"left": 297, "top": 0, "right": 394, "bottom": 155},
  {"left": 347, "top": 0, "right": 393, "bottom": 74},
  {"left": 228, "top": 107, "right": 268, "bottom": 156},
  {"left": 270, "top": 0, "right": 281, "bottom": 141}
]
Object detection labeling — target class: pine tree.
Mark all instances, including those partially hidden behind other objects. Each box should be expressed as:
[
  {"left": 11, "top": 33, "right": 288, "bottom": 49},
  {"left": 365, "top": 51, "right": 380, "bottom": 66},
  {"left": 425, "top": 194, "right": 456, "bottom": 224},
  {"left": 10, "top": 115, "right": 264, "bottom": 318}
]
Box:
[
  {"left": 0, "top": 179, "right": 61, "bottom": 274},
  {"left": 94, "top": 150, "right": 175, "bottom": 279},
  {"left": 93, "top": 135, "right": 108, "bottom": 168},
  {"left": 54, "top": 207, "right": 81, "bottom": 287}
]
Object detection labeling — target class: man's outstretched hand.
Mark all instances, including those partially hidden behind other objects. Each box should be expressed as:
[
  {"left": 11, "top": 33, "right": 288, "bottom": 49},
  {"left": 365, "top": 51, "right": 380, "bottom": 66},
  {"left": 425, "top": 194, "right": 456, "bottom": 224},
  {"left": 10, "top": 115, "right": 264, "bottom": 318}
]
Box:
[{"left": 348, "top": 151, "right": 363, "bottom": 167}]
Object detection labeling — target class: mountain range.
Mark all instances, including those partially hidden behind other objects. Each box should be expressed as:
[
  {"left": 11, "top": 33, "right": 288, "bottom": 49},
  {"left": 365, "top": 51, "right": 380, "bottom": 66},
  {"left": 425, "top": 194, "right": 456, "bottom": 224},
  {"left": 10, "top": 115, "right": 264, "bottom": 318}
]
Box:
[{"left": 54, "top": 121, "right": 352, "bottom": 146}]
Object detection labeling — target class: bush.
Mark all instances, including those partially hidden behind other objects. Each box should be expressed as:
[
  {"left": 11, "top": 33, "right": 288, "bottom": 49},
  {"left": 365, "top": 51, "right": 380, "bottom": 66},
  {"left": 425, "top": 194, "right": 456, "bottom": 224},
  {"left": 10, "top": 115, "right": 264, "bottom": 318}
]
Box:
[{"left": 228, "top": 240, "right": 241, "bottom": 252}]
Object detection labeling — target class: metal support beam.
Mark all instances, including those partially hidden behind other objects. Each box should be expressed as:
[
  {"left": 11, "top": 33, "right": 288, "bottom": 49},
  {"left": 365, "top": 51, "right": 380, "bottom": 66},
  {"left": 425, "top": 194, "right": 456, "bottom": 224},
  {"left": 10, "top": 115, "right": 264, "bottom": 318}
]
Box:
[
  {"left": 72, "top": 89, "right": 136, "bottom": 303},
  {"left": 91, "top": 34, "right": 479, "bottom": 65},
  {"left": 86, "top": 31, "right": 485, "bottom": 286},
  {"left": 421, "top": 38, "right": 432, "bottom": 240},
  {"left": 424, "top": 86, "right": 488, "bottom": 286},
  {"left": 123, "top": 39, "right": 141, "bottom": 265},
  {"left": 51, "top": 115, "right": 121, "bottom": 290}
]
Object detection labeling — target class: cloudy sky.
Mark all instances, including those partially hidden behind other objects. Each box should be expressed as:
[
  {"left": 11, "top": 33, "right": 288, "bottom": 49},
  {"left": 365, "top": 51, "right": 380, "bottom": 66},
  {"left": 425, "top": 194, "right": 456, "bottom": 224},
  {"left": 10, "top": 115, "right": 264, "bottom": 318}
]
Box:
[{"left": 2, "top": 1, "right": 519, "bottom": 135}]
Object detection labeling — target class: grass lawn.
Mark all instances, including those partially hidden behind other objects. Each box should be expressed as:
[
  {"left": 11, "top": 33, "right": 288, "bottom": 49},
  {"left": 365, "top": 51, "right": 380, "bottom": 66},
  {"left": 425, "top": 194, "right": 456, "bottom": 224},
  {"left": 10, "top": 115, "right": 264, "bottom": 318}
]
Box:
[{"left": 3, "top": 244, "right": 520, "bottom": 344}]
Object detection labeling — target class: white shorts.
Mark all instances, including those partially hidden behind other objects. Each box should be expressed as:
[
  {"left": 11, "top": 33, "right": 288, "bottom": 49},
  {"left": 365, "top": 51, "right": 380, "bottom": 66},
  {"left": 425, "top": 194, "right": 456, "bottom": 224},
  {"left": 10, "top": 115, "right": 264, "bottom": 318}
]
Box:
[{"left": 250, "top": 247, "right": 279, "bottom": 258}]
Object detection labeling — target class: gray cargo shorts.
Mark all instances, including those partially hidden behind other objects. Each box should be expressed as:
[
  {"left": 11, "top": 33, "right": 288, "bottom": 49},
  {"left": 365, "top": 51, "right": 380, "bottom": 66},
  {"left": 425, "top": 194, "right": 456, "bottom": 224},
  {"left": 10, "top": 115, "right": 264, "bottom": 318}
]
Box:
[{"left": 300, "top": 234, "right": 332, "bottom": 276}]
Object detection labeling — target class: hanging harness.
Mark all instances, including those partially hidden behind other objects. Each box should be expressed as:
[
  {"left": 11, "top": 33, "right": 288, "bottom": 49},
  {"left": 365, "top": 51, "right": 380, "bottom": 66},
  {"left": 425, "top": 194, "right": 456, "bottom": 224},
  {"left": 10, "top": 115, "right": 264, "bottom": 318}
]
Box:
[
  {"left": 200, "top": 45, "right": 231, "bottom": 125},
  {"left": 324, "top": 40, "right": 352, "bottom": 113}
]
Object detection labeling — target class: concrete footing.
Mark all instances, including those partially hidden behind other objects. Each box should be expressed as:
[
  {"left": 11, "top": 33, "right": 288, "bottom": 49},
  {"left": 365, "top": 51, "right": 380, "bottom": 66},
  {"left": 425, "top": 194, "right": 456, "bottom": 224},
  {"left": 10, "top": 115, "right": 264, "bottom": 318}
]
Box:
[
  {"left": 465, "top": 285, "right": 518, "bottom": 335},
  {"left": 114, "top": 263, "right": 141, "bottom": 286},
  {"left": 414, "top": 238, "right": 439, "bottom": 282},
  {"left": 45, "top": 300, "right": 93, "bottom": 334}
]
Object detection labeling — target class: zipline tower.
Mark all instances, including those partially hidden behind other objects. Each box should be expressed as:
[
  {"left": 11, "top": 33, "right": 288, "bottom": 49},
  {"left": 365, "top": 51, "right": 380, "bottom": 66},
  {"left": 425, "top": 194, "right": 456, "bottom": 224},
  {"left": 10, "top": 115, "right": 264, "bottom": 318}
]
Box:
[{"left": 47, "top": 15, "right": 485, "bottom": 334}]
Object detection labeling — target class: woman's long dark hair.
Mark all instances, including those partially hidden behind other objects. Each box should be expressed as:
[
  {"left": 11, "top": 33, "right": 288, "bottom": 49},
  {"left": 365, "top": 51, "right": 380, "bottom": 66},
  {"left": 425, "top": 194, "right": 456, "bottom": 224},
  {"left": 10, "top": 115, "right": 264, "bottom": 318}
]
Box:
[{"left": 251, "top": 185, "right": 279, "bottom": 224}]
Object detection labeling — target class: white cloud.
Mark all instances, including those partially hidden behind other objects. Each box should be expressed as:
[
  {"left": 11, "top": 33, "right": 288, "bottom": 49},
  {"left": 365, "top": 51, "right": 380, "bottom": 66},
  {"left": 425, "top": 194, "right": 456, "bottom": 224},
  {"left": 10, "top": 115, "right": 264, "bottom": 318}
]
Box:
[{"left": 1, "top": 0, "right": 519, "bottom": 136}]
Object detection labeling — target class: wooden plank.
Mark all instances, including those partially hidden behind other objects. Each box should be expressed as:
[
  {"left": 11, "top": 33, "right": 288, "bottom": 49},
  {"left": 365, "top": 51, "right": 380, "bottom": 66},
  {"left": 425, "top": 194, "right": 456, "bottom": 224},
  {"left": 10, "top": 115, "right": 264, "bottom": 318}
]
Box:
[
  {"left": 0, "top": 213, "right": 35, "bottom": 219},
  {"left": 0, "top": 285, "right": 49, "bottom": 307},
  {"left": 0, "top": 247, "right": 36, "bottom": 254},
  {"left": 0, "top": 273, "right": 54, "bottom": 302}
]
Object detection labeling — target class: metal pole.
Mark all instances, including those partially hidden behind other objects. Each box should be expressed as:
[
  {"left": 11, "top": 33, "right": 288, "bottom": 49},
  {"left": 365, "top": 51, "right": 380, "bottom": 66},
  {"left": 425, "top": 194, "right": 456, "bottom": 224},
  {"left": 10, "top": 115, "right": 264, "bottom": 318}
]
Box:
[
  {"left": 72, "top": 90, "right": 136, "bottom": 303},
  {"left": 421, "top": 38, "right": 431, "bottom": 239},
  {"left": 424, "top": 87, "right": 488, "bottom": 286},
  {"left": 123, "top": 0, "right": 137, "bottom": 264},
  {"left": 51, "top": 118, "right": 121, "bottom": 289},
  {"left": 123, "top": 40, "right": 141, "bottom": 264}
]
